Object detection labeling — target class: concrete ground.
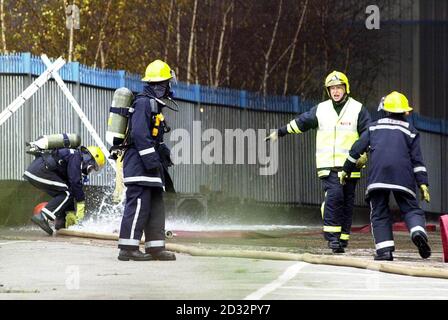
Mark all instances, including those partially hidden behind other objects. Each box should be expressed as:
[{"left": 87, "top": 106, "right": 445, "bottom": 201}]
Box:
[{"left": 1, "top": 227, "right": 448, "bottom": 300}]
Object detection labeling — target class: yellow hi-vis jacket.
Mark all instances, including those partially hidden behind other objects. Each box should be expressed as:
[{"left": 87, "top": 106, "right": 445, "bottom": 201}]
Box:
[
  {"left": 280, "top": 97, "right": 368, "bottom": 178},
  {"left": 315, "top": 98, "right": 362, "bottom": 178}
]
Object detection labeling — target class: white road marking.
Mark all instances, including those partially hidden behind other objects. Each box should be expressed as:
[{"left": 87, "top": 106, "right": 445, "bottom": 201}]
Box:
[
  {"left": 244, "top": 262, "right": 308, "bottom": 300},
  {"left": 0, "top": 241, "right": 35, "bottom": 246}
]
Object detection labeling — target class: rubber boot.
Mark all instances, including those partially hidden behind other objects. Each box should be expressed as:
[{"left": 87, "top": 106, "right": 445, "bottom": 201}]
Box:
[
  {"left": 412, "top": 231, "right": 431, "bottom": 259},
  {"left": 340, "top": 240, "right": 348, "bottom": 249},
  {"left": 374, "top": 251, "right": 393, "bottom": 261},
  {"left": 328, "top": 241, "right": 345, "bottom": 254},
  {"left": 31, "top": 213, "right": 53, "bottom": 236},
  {"left": 54, "top": 216, "right": 66, "bottom": 230},
  {"left": 149, "top": 250, "right": 176, "bottom": 261},
  {"left": 118, "top": 249, "right": 153, "bottom": 261}
]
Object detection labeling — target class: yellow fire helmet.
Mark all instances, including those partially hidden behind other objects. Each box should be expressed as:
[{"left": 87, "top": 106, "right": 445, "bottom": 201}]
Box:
[
  {"left": 378, "top": 91, "right": 413, "bottom": 113},
  {"left": 86, "top": 146, "right": 106, "bottom": 171},
  {"left": 325, "top": 71, "right": 350, "bottom": 95},
  {"left": 142, "top": 59, "right": 174, "bottom": 82}
]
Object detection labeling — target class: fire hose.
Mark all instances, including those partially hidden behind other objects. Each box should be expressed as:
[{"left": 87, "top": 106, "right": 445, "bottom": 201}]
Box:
[{"left": 56, "top": 229, "right": 448, "bottom": 280}]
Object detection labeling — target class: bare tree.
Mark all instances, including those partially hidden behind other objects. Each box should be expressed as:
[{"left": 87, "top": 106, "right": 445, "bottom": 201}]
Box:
[
  {"left": 93, "top": 0, "right": 112, "bottom": 68},
  {"left": 283, "top": 0, "right": 308, "bottom": 95},
  {"left": 225, "top": 2, "right": 235, "bottom": 87},
  {"left": 3, "top": 0, "right": 393, "bottom": 104},
  {"left": 186, "top": 0, "right": 198, "bottom": 83},
  {"left": 175, "top": 3, "right": 181, "bottom": 76},
  {"left": 260, "top": 0, "right": 283, "bottom": 96},
  {"left": 0, "top": 0, "right": 7, "bottom": 53},
  {"left": 194, "top": 21, "right": 198, "bottom": 84},
  {"left": 164, "top": 0, "right": 175, "bottom": 62},
  {"left": 213, "top": 1, "right": 234, "bottom": 87}
]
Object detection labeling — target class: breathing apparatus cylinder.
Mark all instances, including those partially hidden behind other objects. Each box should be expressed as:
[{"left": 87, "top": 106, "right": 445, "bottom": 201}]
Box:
[
  {"left": 27, "top": 133, "right": 81, "bottom": 151},
  {"left": 106, "top": 87, "right": 134, "bottom": 146}
]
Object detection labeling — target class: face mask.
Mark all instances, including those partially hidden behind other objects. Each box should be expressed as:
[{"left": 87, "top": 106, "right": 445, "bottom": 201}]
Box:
[
  {"left": 81, "top": 152, "right": 98, "bottom": 175},
  {"left": 152, "top": 82, "right": 170, "bottom": 99}
]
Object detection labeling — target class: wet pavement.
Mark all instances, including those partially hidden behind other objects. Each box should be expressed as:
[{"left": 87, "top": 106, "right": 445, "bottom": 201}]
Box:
[{"left": 0, "top": 226, "right": 447, "bottom": 300}]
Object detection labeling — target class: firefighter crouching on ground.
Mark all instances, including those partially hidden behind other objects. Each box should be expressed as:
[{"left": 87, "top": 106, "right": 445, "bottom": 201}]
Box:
[
  {"left": 340, "top": 91, "right": 431, "bottom": 261},
  {"left": 24, "top": 144, "right": 106, "bottom": 235},
  {"left": 117, "top": 59, "right": 177, "bottom": 261},
  {"left": 266, "top": 71, "right": 371, "bottom": 253}
]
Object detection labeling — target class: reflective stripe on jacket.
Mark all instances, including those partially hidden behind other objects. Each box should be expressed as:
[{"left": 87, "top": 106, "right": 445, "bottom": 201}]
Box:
[
  {"left": 278, "top": 97, "right": 370, "bottom": 178},
  {"left": 342, "top": 115, "right": 429, "bottom": 199}
]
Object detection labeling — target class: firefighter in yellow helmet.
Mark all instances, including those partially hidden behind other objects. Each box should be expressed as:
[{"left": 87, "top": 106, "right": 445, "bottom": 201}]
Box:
[
  {"left": 24, "top": 142, "right": 105, "bottom": 235},
  {"left": 266, "top": 71, "right": 371, "bottom": 253},
  {"left": 117, "top": 59, "right": 177, "bottom": 261},
  {"left": 341, "top": 91, "right": 431, "bottom": 261}
]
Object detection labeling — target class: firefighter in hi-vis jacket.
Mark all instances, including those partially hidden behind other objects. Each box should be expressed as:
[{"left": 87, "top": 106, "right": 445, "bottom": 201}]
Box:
[{"left": 266, "top": 71, "right": 371, "bottom": 253}]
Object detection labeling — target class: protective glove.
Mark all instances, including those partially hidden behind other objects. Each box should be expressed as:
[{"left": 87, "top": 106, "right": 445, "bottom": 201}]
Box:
[
  {"left": 76, "top": 201, "right": 85, "bottom": 220},
  {"left": 339, "top": 171, "right": 349, "bottom": 185},
  {"left": 65, "top": 202, "right": 86, "bottom": 228},
  {"left": 420, "top": 184, "right": 430, "bottom": 203},
  {"left": 265, "top": 131, "right": 278, "bottom": 142},
  {"left": 356, "top": 152, "right": 368, "bottom": 169},
  {"left": 65, "top": 211, "right": 77, "bottom": 228}
]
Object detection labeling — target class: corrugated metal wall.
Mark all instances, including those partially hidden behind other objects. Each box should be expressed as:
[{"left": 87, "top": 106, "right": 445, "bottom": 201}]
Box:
[
  {"left": 0, "top": 75, "right": 116, "bottom": 186},
  {"left": 0, "top": 74, "right": 446, "bottom": 212}
]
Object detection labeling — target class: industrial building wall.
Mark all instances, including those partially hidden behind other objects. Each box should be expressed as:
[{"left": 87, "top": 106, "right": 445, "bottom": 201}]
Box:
[
  {"left": 1, "top": 74, "right": 446, "bottom": 213},
  {"left": 372, "top": 0, "right": 448, "bottom": 119},
  {"left": 419, "top": 0, "right": 448, "bottom": 120}
]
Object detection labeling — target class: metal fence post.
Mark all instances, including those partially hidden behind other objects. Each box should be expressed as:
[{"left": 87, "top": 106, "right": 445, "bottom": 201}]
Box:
[
  {"left": 194, "top": 84, "right": 201, "bottom": 103},
  {"left": 240, "top": 90, "right": 247, "bottom": 109},
  {"left": 118, "top": 70, "right": 126, "bottom": 88},
  {"left": 292, "top": 95, "right": 299, "bottom": 114}
]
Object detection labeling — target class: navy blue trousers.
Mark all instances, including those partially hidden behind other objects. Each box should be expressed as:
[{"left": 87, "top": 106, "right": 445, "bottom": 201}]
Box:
[
  {"left": 369, "top": 189, "right": 426, "bottom": 254},
  {"left": 321, "top": 171, "right": 357, "bottom": 243},
  {"left": 25, "top": 172, "right": 74, "bottom": 220},
  {"left": 118, "top": 185, "right": 166, "bottom": 253}
]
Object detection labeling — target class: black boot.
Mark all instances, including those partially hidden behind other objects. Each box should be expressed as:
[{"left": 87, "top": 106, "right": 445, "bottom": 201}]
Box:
[
  {"left": 412, "top": 231, "right": 431, "bottom": 259},
  {"left": 149, "top": 250, "right": 176, "bottom": 261},
  {"left": 340, "top": 240, "right": 348, "bottom": 249},
  {"left": 374, "top": 251, "right": 393, "bottom": 261},
  {"left": 328, "top": 241, "right": 345, "bottom": 254},
  {"left": 54, "top": 216, "right": 66, "bottom": 230},
  {"left": 118, "top": 249, "right": 153, "bottom": 261},
  {"left": 31, "top": 213, "right": 53, "bottom": 236}
]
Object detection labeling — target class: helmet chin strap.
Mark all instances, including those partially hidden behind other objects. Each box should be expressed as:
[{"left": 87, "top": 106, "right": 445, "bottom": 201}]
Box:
[{"left": 331, "top": 93, "right": 348, "bottom": 106}]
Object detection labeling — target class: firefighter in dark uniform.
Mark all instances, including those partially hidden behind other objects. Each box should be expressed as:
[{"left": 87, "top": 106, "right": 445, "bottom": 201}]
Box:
[
  {"left": 24, "top": 146, "right": 106, "bottom": 235},
  {"left": 117, "top": 59, "right": 176, "bottom": 261},
  {"left": 266, "top": 71, "right": 371, "bottom": 253},
  {"left": 341, "top": 91, "right": 431, "bottom": 261}
]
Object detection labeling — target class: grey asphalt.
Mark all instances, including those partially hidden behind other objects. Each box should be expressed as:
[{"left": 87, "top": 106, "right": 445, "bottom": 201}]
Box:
[{"left": 0, "top": 239, "right": 447, "bottom": 300}]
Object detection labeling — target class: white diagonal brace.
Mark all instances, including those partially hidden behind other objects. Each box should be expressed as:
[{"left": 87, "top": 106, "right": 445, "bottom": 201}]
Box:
[
  {"left": 41, "top": 54, "right": 116, "bottom": 172},
  {"left": 0, "top": 56, "right": 66, "bottom": 127}
]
